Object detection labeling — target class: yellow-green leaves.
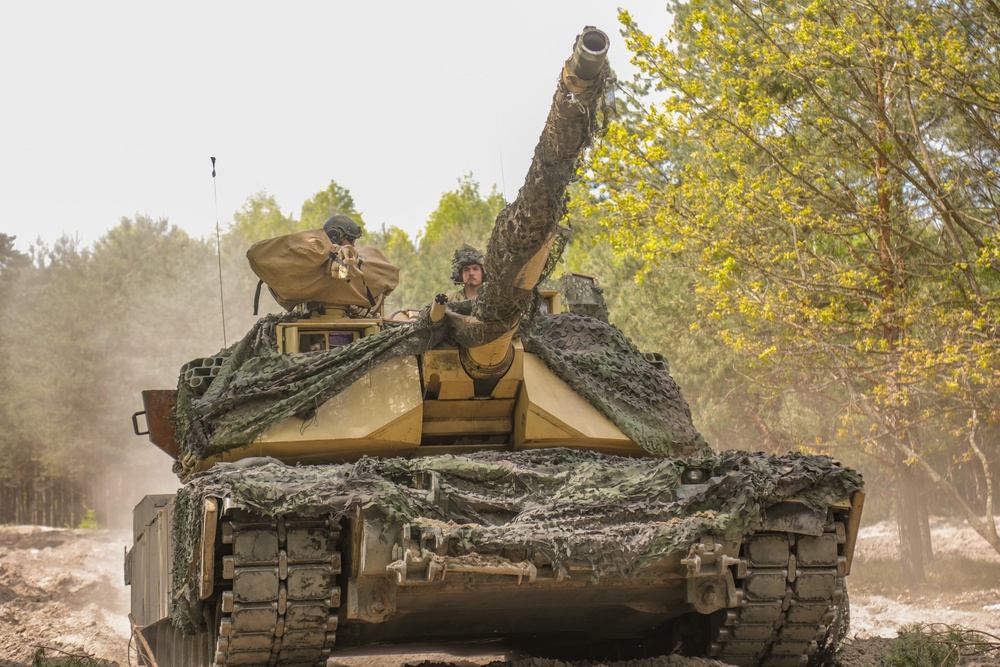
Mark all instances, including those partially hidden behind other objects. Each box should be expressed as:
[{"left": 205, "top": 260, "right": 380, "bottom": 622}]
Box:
[{"left": 581, "top": 0, "right": 1000, "bottom": 473}]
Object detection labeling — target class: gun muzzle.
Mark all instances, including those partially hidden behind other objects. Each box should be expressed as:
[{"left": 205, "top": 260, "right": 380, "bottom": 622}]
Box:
[{"left": 568, "top": 27, "right": 609, "bottom": 81}]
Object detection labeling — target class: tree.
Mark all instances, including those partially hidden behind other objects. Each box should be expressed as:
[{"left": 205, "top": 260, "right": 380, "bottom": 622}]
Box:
[
  {"left": 564, "top": 187, "right": 795, "bottom": 453},
  {"left": 230, "top": 191, "right": 298, "bottom": 242},
  {"left": 0, "top": 218, "right": 227, "bottom": 526},
  {"left": 365, "top": 224, "right": 416, "bottom": 260},
  {"left": 362, "top": 224, "right": 417, "bottom": 314},
  {"left": 421, "top": 175, "right": 503, "bottom": 246},
  {"left": 585, "top": 1, "right": 1000, "bottom": 578},
  {"left": 0, "top": 233, "right": 28, "bottom": 273},
  {"left": 390, "top": 175, "right": 504, "bottom": 309},
  {"left": 0, "top": 233, "right": 33, "bottom": 522},
  {"left": 299, "top": 180, "right": 365, "bottom": 231}
]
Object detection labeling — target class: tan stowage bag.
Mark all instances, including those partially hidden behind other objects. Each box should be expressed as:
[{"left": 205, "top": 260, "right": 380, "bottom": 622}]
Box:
[{"left": 246, "top": 230, "right": 399, "bottom": 311}]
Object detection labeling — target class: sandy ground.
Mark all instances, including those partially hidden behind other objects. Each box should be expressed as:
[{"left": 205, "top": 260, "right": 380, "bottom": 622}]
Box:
[
  {"left": 848, "top": 517, "right": 1000, "bottom": 641},
  {"left": 0, "top": 518, "right": 998, "bottom": 667},
  {"left": 0, "top": 526, "right": 131, "bottom": 666}
]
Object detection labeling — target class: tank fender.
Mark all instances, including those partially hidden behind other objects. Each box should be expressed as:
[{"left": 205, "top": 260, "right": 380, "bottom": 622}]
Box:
[
  {"left": 123, "top": 544, "right": 133, "bottom": 587},
  {"left": 760, "top": 500, "right": 828, "bottom": 536},
  {"left": 843, "top": 491, "right": 866, "bottom": 574},
  {"left": 756, "top": 492, "right": 866, "bottom": 575}
]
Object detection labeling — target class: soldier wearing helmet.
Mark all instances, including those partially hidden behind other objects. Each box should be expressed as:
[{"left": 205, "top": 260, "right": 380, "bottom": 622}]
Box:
[
  {"left": 447, "top": 244, "right": 485, "bottom": 301},
  {"left": 323, "top": 215, "right": 363, "bottom": 246}
]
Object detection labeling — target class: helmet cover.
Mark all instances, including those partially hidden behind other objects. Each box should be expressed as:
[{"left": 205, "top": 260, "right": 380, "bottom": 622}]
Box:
[{"left": 451, "top": 244, "right": 485, "bottom": 283}]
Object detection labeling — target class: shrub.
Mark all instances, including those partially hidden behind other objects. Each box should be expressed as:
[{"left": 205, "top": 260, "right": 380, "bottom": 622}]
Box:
[
  {"left": 878, "top": 623, "right": 998, "bottom": 667},
  {"left": 76, "top": 508, "right": 99, "bottom": 530}
]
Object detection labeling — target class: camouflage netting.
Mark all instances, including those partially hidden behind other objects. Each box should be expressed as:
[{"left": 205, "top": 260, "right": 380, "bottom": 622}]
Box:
[
  {"left": 173, "top": 310, "right": 448, "bottom": 467},
  {"left": 524, "top": 313, "right": 708, "bottom": 457},
  {"left": 539, "top": 272, "right": 611, "bottom": 322},
  {"left": 451, "top": 244, "right": 486, "bottom": 284},
  {"left": 169, "top": 448, "right": 864, "bottom": 633},
  {"left": 174, "top": 309, "right": 709, "bottom": 467},
  {"left": 474, "top": 43, "right": 615, "bottom": 329}
]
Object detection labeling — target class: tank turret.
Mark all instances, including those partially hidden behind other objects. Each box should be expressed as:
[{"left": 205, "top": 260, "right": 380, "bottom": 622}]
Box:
[{"left": 126, "top": 27, "right": 864, "bottom": 667}]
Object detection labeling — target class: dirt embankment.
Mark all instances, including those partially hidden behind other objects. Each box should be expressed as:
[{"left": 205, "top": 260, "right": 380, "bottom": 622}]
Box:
[
  {"left": 0, "top": 527, "right": 130, "bottom": 666},
  {"left": 0, "top": 518, "right": 998, "bottom": 666}
]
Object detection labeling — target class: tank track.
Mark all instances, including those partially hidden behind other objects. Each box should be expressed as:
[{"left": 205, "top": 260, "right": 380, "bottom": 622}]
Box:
[
  {"left": 707, "top": 521, "right": 848, "bottom": 667},
  {"left": 212, "top": 508, "right": 342, "bottom": 666}
]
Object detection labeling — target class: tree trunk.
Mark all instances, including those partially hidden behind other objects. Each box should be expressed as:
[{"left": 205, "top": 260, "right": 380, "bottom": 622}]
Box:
[
  {"left": 919, "top": 491, "right": 934, "bottom": 564},
  {"left": 896, "top": 452, "right": 926, "bottom": 582},
  {"left": 889, "top": 428, "right": 1000, "bottom": 559}
]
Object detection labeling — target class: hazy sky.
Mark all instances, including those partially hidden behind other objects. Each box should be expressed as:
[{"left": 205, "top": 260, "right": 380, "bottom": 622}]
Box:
[{"left": 0, "top": 2, "right": 669, "bottom": 254}]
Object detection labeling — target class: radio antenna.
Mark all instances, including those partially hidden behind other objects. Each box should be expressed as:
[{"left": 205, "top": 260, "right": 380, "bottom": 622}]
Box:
[
  {"left": 495, "top": 110, "right": 508, "bottom": 202},
  {"left": 212, "top": 156, "right": 228, "bottom": 347}
]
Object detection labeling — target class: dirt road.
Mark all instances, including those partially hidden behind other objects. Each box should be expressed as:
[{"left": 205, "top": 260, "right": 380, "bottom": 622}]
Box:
[{"left": 1, "top": 518, "right": 998, "bottom": 666}]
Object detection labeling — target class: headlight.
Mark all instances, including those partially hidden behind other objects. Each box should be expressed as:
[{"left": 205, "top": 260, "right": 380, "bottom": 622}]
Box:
[{"left": 681, "top": 468, "right": 708, "bottom": 484}]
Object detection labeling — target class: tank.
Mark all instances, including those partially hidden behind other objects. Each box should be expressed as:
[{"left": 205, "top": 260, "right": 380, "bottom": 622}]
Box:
[{"left": 126, "top": 27, "right": 865, "bottom": 667}]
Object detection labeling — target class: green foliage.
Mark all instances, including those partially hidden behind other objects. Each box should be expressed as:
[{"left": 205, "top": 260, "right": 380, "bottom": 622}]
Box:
[
  {"left": 582, "top": 0, "right": 1000, "bottom": 557},
  {"left": 0, "top": 232, "right": 29, "bottom": 273},
  {"left": 386, "top": 175, "right": 503, "bottom": 311},
  {"left": 230, "top": 191, "right": 299, "bottom": 241},
  {"left": 0, "top": 216, "right": 225, "bottom": 526},
  {"left": 878, "top": 624, "right": 998, "bottom": 667},
  {"left": 76, "top": 508, "right": 99, "bottom": 529},
  {"left": 565, "top": 186, "right": 790, "bottom": 453},
  {"left": 421, "top": 174, "right": 503, "bottom": 246},
  {"left": 365, "top": 224, "right": 415, "bottom": 260},
  {"left": 299, "top": 180, "right": 365, "bottom": 231},
  {"left": 232, "top": 180, "right": 366, "bottom": 247}
]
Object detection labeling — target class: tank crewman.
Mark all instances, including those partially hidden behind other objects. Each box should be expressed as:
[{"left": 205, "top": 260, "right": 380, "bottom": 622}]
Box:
[
  {"left": 447, "top": 244, "right": 485, "bottom": 301},
  {"left": 323, "top": 214, "right": 365, "bottom": 288},
  {"left": 323, "top": 214, "right": 363, "bottom": 246},
  {"left": 321, "top": 214, "right": 374, "bottom": 312}
]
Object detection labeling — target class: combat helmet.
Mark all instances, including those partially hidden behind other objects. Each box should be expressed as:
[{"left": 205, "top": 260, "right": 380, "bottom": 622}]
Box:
[
  {"left": 323, "top": 215, "right": 363, "bottom": 245},
  {"left": 451, "top": 244, "right": 486, "bottom": 284}
]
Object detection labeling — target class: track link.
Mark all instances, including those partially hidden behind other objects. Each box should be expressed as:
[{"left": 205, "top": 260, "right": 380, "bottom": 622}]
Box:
[
  {"left": 214, "top": 508, "right": 342, "bottom": 666},
  {"left": 708, "top": 521, "right": 848, "bottom": 667}
]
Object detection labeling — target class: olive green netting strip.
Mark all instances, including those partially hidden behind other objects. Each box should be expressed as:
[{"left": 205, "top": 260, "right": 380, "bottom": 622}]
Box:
[{"left": 169, "top": 448, "right": 863, "bottom": 633}]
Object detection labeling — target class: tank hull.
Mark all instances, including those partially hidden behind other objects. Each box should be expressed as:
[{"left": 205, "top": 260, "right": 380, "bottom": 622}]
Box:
[{"left": 126, "top": 451, "right": 862, "bottom": 666}]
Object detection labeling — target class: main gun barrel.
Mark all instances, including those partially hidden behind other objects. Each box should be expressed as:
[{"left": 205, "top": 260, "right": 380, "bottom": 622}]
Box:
[
  {"left": 568, "top": 27, "right": 611, "bottom": 83},
  {"left": 462, "top": 27, "right": 611, "bottom": 379}
]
